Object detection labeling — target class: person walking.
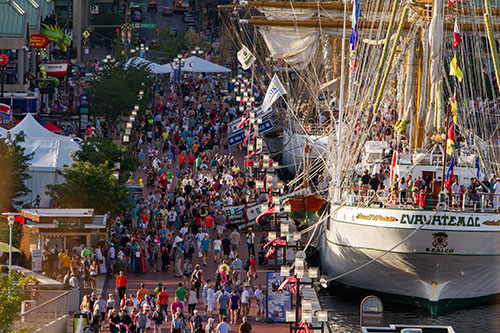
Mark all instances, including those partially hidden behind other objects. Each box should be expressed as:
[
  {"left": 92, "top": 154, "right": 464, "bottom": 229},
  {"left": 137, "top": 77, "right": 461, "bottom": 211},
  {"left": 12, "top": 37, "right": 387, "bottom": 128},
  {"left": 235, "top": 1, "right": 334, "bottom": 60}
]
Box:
[
  {"left": 171, "top": 312, "right": 184, "bottom": 333},
  {"left": 240, "top": 285, "right": 251, "bottom": 318},
  {"left": 239, "top": 316, "right": 252, "bottom": 333},
  {"left": 116, "top": 270, "right": 128, "bottom": 301},
  {"left": 217, "top": 289, "right": 229, "bottom": 323},
  {"left": 151, "top": 304, "right": 165, "bottom": 333},
  {"left": 229, "top": 289, "right": 240, "bottom": 325},
  {"left": 156, "top": 286, "right": 170, "bottom": 317},
  {"left": 245, "top": 229, "right": 255, "bottom": 257},
  {"left": 187, "top": 286, "right": 198, "bottom": 315},
  {"left": 189, "top": 309, "right": 203, "bottom": 333},
  {"left": 135, "top": 309, "right": 149, "bottom": 333},
  {"left": 215, "top": 317, "right": 231, "bottom": 333},
  {"left": 200, "top": 233, "right": 211, "bottom": 266},
  {"left": 174, "top": 244, "right": 184, "bottom": 277}
]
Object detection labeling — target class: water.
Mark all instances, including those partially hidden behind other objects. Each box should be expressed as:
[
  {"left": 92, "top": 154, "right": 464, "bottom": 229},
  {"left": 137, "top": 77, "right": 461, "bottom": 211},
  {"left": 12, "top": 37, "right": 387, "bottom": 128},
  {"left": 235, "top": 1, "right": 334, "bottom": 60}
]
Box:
[{"left": 318, "top": 287, "right": 500, "bottom": 332}]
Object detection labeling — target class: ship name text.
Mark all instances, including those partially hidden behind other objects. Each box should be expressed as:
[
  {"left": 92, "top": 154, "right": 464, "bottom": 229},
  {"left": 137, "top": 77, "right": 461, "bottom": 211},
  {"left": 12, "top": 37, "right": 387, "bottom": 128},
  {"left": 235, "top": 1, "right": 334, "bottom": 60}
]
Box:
[{"left": 400, "top": 214, "right": 480, "bottom": 227}]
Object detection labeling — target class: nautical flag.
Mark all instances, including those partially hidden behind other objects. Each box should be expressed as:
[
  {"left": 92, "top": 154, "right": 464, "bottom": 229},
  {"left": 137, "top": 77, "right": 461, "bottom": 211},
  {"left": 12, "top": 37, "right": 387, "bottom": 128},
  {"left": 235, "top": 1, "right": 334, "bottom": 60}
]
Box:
[
  {"left": 449, "top": 0, "right": 460, "bottom": 7},
  {"left": 289, "top": 283, "right": 297, "bottom": 295},
  {"left": 244, "top": 147, "right": 262, "bottom": 159},
  {"left": 350, "top": 0, "right": 361, "bottom": 50},
  {"left": 445, "top": 156, "right": 454, "bottom": 191},
  {"left": 298, "top": 320, "right": 311, "bottom": 333},
  {"left": 268, "top": 187, "right": 273, "bottom": 205},
  {"left": 278, "top": 275, "right": 298, "bottom": 291},
  {"left": 453, "top": 19, "right": 461, "bottom": 48},
  {"left": 264, "top": 236, "right": 287, "bottom": 249},
  {"left": 237, "top": 44, "right": 256, "bottom": 70},
  {"left": 446, "top": 123, "right": 455, "bottom": 155},
  {"left": 449, "top": 55, "right": 464, "bottom": 82},
  {"left": 450, "top": 93, "right": 458, "bottom": 124},
  {"left": 237, "top": 117, "right": 250, "bottom": 129},
  {"left": 261, "top": 74, "right": 287, "bottom": 113},
  {"left": 389, "top": 151, "right": 397, "bottom": 185},
  {"left": 256, "top": 203, "right": 275, "bottom": 224},
  {"left": 475, "top": 156, "right": 481, "bottom": 177}
]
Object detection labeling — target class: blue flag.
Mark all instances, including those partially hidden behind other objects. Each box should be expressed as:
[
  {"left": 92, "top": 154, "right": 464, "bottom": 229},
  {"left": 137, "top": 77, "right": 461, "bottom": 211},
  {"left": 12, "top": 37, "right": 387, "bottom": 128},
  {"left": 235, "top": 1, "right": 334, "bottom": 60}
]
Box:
[
  {"left": 475, "top": 156, "right": 480, "bottom": 178},
  {"left": 350, "top": 0, "right": 361, "bottom": 50},
  {"left": 445, "top": 156, "right": 454, "bottom": 191}
]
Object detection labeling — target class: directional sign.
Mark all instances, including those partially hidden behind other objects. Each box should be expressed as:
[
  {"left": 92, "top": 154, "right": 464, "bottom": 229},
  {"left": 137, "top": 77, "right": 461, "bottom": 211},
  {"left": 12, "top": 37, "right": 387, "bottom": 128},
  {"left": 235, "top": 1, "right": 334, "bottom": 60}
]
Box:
[
  {"left": 140, "top": 23, "right": 157, "bottom": 28},
  {"left": 228, "top": 119, "right": 274, "bottom": 147}
]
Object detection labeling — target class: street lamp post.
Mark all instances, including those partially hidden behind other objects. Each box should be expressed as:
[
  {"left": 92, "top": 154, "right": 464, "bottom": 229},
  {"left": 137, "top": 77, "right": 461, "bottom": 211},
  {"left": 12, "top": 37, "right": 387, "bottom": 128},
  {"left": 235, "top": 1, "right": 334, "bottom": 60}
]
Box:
[{"left": 7, "top": 215, "right": 15, "bottom": 271}]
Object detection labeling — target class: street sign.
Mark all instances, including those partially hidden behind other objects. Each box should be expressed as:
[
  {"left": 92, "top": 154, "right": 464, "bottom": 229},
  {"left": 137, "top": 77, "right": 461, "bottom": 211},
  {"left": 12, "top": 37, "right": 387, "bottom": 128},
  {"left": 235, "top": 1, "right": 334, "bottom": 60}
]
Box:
[
  {"left": 83, "top": 30, "right": 90, "bottom": 39},
  {"left": 140, "top": 23, "right": 157, "bottom": 28},
  {"left": 90, "top": 4, "right": 99, "bottom": 14},
  {"left": 0, "top": 54, "right": 8, "bottom": 66},
  {"left": 228, "top": 119, "right": 274, "bottom": 147}
]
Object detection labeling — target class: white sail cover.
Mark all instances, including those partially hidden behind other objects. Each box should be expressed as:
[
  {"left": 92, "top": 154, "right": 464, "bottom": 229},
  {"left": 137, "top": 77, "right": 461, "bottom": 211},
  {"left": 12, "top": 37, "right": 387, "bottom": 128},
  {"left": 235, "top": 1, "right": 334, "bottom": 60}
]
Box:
[{"left": 258, "top": 26, "right": 319, "bottom": 69}]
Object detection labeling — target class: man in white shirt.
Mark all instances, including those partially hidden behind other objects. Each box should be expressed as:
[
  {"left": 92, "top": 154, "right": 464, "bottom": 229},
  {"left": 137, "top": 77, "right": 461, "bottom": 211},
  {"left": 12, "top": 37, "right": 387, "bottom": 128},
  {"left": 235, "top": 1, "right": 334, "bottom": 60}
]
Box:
[
  {"left": 254, "top": 285, "right": 264, "bottom": 321},
  {"left": 168, "top": 208, "right": 177, "bottom": 227},
  {"left": 215, "top": 315, "right": 231, "bottom": 333},
  {"left": 241, "top": 285, "right": 251, "bottom": 316}
]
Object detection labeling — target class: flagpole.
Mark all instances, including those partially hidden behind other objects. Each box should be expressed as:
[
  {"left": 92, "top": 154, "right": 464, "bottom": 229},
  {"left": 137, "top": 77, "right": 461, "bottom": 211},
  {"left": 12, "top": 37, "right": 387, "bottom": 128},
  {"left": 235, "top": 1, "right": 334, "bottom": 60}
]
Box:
[{"left": 334, "top": 0, "right": 348, "bottom": 203}]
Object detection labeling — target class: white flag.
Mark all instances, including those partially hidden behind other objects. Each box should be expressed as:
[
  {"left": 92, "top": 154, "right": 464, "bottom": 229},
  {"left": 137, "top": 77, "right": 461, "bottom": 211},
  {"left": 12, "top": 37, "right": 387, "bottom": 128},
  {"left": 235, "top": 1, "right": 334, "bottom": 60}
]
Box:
[
  {"left": 261, "top": 74, "right": 287, "bottom": 112},
  {"left": 237, "top": 45, "right": 256, "bottom": 70}
]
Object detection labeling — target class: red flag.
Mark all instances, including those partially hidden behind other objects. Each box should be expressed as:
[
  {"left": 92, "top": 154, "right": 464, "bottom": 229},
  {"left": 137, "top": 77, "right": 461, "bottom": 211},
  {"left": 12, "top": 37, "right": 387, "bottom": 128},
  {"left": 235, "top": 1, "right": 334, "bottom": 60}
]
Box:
[
  {"left": 453, "top": 19, "right": 461, "bottom": 48},
  {"left": 449, "top": 0, "right": 460, "bottom": 7},
  {"left": 256, "top": 204, "right": 275, "bottom": 224},
  {"left": 298, "top": 320, "right": 310, "bottom": 333},
  {"left": 264, "top": 246, "right": 275, "bottom": 259},
  {"left": 237, "top": 117, "right": 250, "bottom": 129},
  {"left": 14, "top": 215, "right": 25, "bottom": 224},
  {"left": 289, "top": 283, "right": 297, "bottom": 295},
  {"left": 264, "top": 236, "right": 287, "bottom": 249},
  {"left": 278, "top": 275, "right": 298, "bottom": 291},
  {"left": 389, "top": 151, "right": 397, "bottom": 185}
]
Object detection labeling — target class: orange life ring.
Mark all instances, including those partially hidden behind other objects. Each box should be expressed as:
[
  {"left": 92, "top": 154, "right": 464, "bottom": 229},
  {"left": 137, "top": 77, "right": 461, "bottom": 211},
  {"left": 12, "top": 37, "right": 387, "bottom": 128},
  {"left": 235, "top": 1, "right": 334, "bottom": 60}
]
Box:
[
  {"left": 326, "top": 125, "right": 332, "bottom": 134},
  {"left": 387, "top": 191, "right": 397, "bottom": 206}
]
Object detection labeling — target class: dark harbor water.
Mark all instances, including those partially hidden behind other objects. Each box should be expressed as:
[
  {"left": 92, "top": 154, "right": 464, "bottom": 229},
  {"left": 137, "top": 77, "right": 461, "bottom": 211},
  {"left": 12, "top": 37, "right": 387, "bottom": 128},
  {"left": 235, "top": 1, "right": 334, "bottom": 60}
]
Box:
[{"left": 318, "top": 287, "right": 500, "bottom": 332}]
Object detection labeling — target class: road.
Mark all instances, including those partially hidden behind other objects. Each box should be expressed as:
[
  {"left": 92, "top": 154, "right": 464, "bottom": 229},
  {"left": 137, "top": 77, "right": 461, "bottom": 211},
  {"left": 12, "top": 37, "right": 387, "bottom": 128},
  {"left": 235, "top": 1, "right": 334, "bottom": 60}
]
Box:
[{"left": 132, "top": 0, "right": 189, "bottom": 47}]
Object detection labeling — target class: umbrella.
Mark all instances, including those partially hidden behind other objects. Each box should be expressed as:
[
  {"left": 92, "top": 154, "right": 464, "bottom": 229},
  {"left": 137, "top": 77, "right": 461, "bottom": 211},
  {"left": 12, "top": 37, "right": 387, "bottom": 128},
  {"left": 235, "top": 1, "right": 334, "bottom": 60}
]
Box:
[
  {"left": 0, "top": 242, "right": 20, "bottom": 253},
  {"left": 42, "top": 122, "right": 63, "bottom": 133}
]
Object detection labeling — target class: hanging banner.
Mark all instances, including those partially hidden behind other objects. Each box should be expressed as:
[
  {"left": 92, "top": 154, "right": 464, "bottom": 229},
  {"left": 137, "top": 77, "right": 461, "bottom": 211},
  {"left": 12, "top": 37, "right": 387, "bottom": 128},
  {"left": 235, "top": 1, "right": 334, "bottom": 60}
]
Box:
[
  {"left": 237, "top": 44, "right": 256, "bottom": 70},
  {"left": 223, "top": 201, "right": 263, "bottom": 222},
  {"left": 266, "top": 272, "right": 292, "bottom": 322},
  {"left": 0, "top": 103, "right": 12, "bottom": 125}
]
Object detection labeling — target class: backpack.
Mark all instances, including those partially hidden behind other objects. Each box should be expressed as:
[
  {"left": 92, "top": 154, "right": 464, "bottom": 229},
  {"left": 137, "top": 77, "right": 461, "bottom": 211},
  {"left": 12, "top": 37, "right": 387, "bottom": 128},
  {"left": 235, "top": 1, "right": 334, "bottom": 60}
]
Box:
[{"left": 244, "top": 259, "right": 251, "bottom": 271}]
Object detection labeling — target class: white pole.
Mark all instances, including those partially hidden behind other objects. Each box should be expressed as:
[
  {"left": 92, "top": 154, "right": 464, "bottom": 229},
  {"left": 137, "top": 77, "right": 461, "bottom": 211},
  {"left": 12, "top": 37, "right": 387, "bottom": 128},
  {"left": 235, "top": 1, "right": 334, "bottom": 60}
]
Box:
[
  {"left": 334, "top": 0, "right": 348, "bottom": 202},
  {"left": 8, "top": 217, "right": 14, "bottom": 271}
]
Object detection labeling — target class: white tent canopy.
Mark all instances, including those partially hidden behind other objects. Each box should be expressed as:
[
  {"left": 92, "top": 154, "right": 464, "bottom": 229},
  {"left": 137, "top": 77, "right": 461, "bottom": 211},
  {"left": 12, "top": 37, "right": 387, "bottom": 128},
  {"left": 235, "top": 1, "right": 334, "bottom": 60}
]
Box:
[
  {"left": 9, "top": 113, "right": 71, "bottom": 140},
  {"left": 7, "top": 114, "right": 80, "bottom": 208},
  {"left": 159, "top": 56, "right": 231, "bottom": 73},
  {"left": 124, "top": 57, "right": 171, "bottom": 74},
  {"left": 0, "top": 126, "right": 7, "bottom": 137}
]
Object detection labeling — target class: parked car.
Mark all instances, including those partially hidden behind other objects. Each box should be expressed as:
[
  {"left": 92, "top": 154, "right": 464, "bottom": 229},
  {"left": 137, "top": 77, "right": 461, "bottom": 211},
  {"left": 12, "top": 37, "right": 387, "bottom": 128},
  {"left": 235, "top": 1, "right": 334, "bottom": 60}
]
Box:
[
  {"left": 162, "top": 7, "right": 173, "bottom": 15},
  {"left": 169, "top": 27, "right": 178, "bottom": 36},
  {"left": 131, "top": 11, "right": 144, "bottom": 22},
  {"left": 147, "top": 1, "right": 158, "bottom": 11},
  {"left": 130, "top": 5, "right": 142, "bottom": 13}
]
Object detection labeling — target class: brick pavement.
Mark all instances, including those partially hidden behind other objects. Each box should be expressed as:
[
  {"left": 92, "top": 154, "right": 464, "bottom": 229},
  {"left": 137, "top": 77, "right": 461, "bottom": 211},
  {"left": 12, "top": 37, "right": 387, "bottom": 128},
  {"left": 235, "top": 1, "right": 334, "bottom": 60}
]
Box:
[{"left": 99, "top": 231, "right": 290, "bottom": 333}]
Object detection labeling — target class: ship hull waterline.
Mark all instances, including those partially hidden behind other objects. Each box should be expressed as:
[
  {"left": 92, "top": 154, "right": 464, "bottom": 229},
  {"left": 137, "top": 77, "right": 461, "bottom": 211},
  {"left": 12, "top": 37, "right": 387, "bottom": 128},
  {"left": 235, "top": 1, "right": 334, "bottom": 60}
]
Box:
[{"left": 320, "top": 205, "right": 500, "bottom": 315}]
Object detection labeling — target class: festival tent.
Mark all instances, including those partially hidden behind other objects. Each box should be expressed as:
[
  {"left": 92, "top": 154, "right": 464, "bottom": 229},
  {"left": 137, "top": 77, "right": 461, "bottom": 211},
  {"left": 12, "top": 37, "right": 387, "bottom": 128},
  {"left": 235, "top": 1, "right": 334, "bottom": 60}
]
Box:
[
  {"left": 8, "top": 114, "right": 80, "bottom": 208},
  {"left": 41, "top": 121, "right": 63, "bottom": 133},
  {"left": 159, "top": 56, "right": 231, "bottom": 73},
  {"left": 0, "top": 126, "right": 7, "bottom": 137},
  {"left": 124, "top": 57, "right": 171, "bottom": 74}
]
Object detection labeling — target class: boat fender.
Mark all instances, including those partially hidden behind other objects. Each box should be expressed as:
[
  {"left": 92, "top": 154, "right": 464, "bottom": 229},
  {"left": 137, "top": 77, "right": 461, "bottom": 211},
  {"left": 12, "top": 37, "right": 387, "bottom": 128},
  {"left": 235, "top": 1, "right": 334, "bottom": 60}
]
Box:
[{"left": 437, "top": 192, "right": 448, "bottom": 210}]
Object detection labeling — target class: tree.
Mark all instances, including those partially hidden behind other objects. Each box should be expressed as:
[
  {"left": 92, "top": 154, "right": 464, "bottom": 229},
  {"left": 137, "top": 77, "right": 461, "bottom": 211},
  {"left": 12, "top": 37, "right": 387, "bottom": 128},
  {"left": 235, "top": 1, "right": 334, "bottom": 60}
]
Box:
[
  {"left": 45, "top": 160, "right": 130, "bottom": 216},
  {"left": 87, "top": 63, "right": 153, "bottom": 128},
  {"left": 0, "top": 134, "right": 32, "bottom": 211},
  {"left": 0, "top": 270, "right": 34, "bottom": 333},
  {"left": 155, "top": 26, "right": 186, "bottom": 61},
  {"left": 74, "top": 137, "right": 140, "bottom": 182}
]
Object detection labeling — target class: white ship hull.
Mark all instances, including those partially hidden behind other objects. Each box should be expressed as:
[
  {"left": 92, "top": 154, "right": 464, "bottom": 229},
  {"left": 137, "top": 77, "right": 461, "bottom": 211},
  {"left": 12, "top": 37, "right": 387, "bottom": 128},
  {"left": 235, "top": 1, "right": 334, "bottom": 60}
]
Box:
[{"left": 321, "top": 205, "right": 500, "bottom": 312}]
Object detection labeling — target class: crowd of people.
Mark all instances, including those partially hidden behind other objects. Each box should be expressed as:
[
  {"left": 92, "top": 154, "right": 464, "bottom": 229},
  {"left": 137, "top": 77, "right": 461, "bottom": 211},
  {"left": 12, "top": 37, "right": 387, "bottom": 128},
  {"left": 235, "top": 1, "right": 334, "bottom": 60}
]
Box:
[{"left": 61, "top": 75, "right": 275, "bottom": 332}]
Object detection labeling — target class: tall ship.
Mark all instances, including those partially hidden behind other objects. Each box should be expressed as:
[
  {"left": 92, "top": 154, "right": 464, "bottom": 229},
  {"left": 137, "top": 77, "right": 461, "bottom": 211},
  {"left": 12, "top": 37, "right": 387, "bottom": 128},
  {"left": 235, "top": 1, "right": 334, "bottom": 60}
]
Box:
[{"left": 220, "top": 0, "right": 500, "bottom": 313}]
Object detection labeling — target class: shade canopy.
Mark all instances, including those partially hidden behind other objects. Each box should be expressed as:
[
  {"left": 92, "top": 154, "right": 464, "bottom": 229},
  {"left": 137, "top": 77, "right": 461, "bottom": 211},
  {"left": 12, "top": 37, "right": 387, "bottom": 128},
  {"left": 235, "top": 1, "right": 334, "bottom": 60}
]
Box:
[
  {"left": 9, "top": 114, "right": 71, "bottom": 140},
  {"left": 41, "top": 121, "right": 63, "bottom": 133},
  {"left": 0, "top": 242, "right": 20, "bottom": 253},
  {"left": 159, "top": 56, "right": 231, "bottom": 73},
  {"left": 124, "top": 57, "right": 171, "bottom": 74}
]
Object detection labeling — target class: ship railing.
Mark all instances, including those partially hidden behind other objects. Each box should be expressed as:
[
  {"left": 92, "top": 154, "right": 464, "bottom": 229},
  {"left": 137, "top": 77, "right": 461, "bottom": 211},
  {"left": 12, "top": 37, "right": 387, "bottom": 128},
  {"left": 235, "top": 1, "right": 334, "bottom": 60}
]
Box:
[
  {"left": 338, "top": 187, "right": 498, "bottom": 212},
  {"left": 14, "top": 290, "right": 70, "bottom": 330}
]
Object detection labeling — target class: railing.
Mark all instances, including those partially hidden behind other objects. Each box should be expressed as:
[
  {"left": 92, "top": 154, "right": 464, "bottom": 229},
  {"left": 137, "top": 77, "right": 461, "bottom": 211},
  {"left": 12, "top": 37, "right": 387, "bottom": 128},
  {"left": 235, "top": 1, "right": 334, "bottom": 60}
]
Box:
[
  {"left": 15, "top": 290, "right": 70, "bottom": 331},
  {"left": 340, "top": 187, "right": 498, "bottom": 213}
]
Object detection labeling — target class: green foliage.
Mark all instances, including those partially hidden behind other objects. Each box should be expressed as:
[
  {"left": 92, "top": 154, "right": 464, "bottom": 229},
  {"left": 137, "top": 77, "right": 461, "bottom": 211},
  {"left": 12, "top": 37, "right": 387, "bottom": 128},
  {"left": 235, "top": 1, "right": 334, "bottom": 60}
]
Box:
[
  {"left": 0, "top": 134, "right": 32, "bottom": 210},
  {"left": 155, "top": 26, "right": 186, "bottom": 61},
  {"left": 0, "top": 271, "right": 35, "bottom": 333},
  {"left": 87, "top": 62, "right": 152, "bottom": 124},
  {"left": 46, "top": 160, "right": 130, "bottom": 216},
  {"left": 74, "top": 137, "right": 140, "bottom": 182}
]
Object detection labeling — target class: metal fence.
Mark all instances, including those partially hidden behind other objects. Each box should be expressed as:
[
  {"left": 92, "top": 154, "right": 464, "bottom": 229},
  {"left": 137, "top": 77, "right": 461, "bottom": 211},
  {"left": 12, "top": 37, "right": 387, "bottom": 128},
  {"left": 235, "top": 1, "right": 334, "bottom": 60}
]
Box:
[{"left": 15, "top": 290, "right": 70, "bottom": 331}]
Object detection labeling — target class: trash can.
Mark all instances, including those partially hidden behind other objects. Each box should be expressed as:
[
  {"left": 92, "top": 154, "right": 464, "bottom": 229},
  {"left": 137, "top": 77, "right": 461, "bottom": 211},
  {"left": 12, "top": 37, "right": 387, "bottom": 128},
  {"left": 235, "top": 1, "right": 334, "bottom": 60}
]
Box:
[{"left": 73, "top": 312, "right": 87, "bottom": 333}]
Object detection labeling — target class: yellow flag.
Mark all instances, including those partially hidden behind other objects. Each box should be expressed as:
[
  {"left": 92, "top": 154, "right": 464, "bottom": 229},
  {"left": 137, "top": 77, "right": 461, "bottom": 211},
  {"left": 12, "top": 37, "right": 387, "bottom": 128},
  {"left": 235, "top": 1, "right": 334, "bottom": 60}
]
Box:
[
  {"left": 449, "top": 93, "right": 457, "bottom": 124},
  {"left": 449, "top": 55, "right": 464, "bottom": 82}
]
